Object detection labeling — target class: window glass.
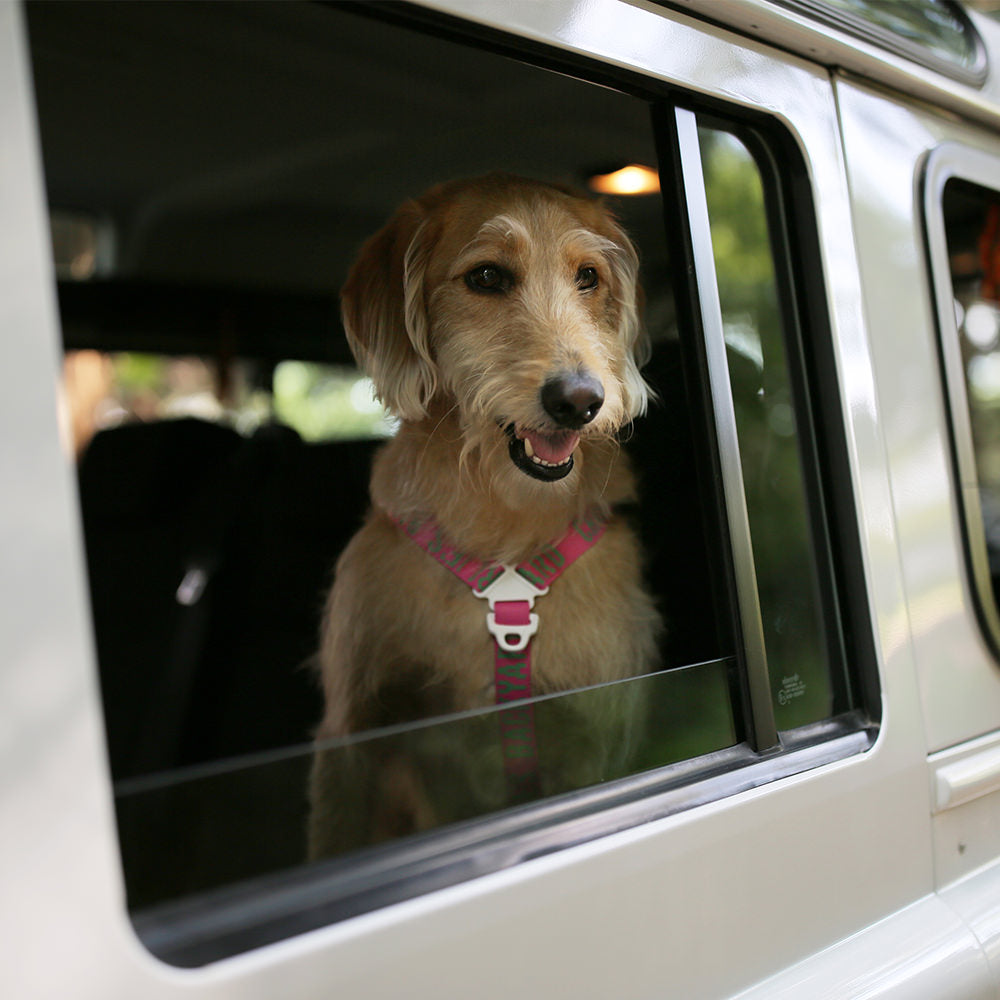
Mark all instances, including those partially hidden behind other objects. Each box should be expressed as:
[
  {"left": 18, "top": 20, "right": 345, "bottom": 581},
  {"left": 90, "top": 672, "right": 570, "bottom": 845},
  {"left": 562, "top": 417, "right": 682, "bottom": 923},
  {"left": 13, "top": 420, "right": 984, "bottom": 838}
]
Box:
[
  {"left": 823, "top": 0, "right": 978, "bottom": 65},
  {"left": 120, "top": 660, "right": 737, "bottom": 910},
  {"left": 50, "top": 210, "right": 110, "bottom": 280},
  {"left": 776, "top": 0, "right": 984, "bottom": 80},
  {"left": 941, "top": 177, "right": 1000, "bottom": 617},
  {"left": 700, "top": 129, "right": 837, "bottom": 730},
  {"left": 967, "top": 0, "right": 1000, "bottom": 24}
]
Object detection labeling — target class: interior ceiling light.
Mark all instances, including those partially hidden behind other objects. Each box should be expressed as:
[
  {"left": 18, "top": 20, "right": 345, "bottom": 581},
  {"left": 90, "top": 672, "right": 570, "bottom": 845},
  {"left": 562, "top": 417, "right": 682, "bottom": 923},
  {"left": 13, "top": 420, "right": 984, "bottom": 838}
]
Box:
[{"left": 588, "top": 164, "right": 660, "bottom": 196}]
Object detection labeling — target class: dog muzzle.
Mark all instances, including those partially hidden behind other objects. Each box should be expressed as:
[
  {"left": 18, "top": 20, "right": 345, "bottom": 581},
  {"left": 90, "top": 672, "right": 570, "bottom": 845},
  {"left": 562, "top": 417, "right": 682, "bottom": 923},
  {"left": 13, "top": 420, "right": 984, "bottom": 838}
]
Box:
[{"left": 506, "top": 425, "right": 580, "bottom": 481}]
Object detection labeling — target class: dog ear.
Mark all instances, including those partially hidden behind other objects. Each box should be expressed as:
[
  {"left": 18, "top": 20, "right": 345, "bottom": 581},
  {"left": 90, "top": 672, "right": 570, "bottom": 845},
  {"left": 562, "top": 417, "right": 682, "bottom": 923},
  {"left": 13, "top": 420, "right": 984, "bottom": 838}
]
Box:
[
  {"left": 340, "top": 200, "right": 438, "bottom": 422},
  {"left": 601, "top": 217, "right": 652, "bottom": 419}
]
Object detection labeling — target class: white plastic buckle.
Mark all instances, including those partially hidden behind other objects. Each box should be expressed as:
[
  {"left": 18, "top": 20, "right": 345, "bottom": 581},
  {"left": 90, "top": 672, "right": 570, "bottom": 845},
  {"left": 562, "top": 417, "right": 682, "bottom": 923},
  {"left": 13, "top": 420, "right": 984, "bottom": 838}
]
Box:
[{"left": 474, "top": 565, "right": 549, "bottom": 653}]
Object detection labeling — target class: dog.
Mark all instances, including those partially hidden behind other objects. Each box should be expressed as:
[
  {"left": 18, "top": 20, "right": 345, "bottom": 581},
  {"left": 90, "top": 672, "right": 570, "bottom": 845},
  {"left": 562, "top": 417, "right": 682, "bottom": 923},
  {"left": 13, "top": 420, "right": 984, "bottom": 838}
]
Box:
[{"left": 309, "top": 173, "right": 661, "bottom": 855}]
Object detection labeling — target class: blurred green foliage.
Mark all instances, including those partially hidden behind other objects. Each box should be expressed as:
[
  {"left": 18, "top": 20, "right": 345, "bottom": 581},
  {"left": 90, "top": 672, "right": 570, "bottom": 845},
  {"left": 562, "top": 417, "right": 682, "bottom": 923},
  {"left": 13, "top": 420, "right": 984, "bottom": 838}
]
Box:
[
  {"left": 273, "top": 362, "right": 395, "bottom": 441},
  {"left": 99, "top": 354, "right": 392, "bottom": 441},
  {"left": 700, "top": 128, "right": 834, "bottom": 730}
]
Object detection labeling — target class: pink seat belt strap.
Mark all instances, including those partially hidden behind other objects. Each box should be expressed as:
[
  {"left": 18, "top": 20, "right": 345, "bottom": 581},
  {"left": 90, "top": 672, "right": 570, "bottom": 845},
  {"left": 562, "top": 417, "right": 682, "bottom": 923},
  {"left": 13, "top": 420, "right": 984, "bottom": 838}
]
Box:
[{"left": 391, "top": 511, "right": 607, "bottom": 796}]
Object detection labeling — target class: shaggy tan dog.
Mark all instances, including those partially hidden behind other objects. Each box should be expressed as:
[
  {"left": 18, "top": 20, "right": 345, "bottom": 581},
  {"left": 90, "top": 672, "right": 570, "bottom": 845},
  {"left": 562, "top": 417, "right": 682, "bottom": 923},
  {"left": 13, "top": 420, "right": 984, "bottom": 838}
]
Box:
[{"left": 310, "top": 174, "right": 661, "bottom": 852}]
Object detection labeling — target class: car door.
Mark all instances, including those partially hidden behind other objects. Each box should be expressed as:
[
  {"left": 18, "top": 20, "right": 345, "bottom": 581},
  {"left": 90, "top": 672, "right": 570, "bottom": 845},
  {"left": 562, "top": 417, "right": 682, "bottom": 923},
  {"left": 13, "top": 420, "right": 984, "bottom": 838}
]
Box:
[
  {"left": 3, "top": 1, "right": 993, "bottom": 997},
  {"left": 837, "top": 66, "right": 1000, "bottom": 985}
]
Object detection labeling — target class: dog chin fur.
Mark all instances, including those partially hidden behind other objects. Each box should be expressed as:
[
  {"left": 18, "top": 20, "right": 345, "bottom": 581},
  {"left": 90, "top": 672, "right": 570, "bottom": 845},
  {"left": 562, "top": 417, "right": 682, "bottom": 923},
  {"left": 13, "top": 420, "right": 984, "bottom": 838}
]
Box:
[{"left": 368, "top": 404, "right": 635, "bottom": 566}]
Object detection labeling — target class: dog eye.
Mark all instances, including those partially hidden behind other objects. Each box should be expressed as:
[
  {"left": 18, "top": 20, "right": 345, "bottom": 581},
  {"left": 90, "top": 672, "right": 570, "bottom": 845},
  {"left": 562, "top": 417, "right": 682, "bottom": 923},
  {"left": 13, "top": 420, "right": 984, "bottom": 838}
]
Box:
[
  {"left": 576, "top": 266, "right": 599, "bottom": 291},
  {"left": 465, "top": 264, "right": 511, "bottom": 294}
]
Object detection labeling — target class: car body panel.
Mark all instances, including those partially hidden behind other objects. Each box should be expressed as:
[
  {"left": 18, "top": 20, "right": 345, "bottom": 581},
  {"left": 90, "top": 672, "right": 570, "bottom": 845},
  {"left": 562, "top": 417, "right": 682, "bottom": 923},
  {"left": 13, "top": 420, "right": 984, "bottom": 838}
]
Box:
[{"left": 3, "top": 0, "right": 1000, "bottom": 996}]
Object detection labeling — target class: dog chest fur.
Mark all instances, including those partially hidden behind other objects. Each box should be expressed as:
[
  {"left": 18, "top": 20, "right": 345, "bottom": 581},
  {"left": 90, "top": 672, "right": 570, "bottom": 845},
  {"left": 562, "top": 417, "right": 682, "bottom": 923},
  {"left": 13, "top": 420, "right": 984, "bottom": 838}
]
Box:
[{"left": 316, "top": 503, "right": 660, "bottom": 738}]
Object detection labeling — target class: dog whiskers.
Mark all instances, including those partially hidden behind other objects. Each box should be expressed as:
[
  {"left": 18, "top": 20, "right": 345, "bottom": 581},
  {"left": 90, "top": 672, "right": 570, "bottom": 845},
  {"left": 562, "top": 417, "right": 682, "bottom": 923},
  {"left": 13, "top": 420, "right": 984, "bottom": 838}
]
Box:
[
  {"left": 421, "top": 402, "right": 460, "bottom": 451},
  {"left": 599, "top": 436, "right": 622, "bottom": 498}
]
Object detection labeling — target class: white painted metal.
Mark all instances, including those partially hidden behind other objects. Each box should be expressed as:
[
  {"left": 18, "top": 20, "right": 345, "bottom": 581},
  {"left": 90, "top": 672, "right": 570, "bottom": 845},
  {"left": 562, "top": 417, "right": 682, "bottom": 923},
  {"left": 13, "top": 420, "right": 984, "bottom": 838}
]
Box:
[
  {"left": 667, "top": 0, "right": 1000, "bottom": 130},
  {"left": 732, "top": 895, "right": 993, "bottom": 999},
  {"left": 836, "top": 57, "right": 1000, "bottom": 993},
  {"left": 933, "top": 780, "right": 1000, "bottom": 889},
  {"left": 836, "top": 78, "right": 1000, "bottom": 757},
  {"left": 2, "top": 0, "right": 999, "bottom": 997},
  {"left": 941, "top": 857, "right": 1000, "bottom": 987},
  {"left": 0, "top": 0, "right": 151, "bottom": 995},
  {"left": 933, "top": 737, "right": 1000, "bottom": 813}
]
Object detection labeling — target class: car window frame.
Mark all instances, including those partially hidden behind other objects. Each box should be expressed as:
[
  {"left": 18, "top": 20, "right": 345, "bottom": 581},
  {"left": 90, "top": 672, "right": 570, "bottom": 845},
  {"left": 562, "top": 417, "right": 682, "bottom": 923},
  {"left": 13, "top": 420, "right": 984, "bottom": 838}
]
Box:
[
  {"left": 924, "top": 141, "right": 1000, "bottom": 658},
  {"left": 98, "top": 4, "right": 887, "bottom": 964}
]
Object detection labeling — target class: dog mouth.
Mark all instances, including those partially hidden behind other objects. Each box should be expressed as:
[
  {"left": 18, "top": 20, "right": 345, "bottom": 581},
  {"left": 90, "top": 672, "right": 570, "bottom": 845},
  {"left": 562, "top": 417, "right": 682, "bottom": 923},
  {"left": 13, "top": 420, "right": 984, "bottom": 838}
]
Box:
[{"left": 504, "top": 424, "right": 580, "bottom": 482}]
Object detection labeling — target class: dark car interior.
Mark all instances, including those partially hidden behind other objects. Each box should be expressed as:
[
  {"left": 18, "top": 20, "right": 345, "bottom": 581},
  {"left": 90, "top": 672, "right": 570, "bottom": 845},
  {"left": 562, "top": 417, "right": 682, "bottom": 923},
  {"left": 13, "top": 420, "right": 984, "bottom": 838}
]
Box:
[{"left": 26, "top": 0, "right": 722, "bottom": 792}]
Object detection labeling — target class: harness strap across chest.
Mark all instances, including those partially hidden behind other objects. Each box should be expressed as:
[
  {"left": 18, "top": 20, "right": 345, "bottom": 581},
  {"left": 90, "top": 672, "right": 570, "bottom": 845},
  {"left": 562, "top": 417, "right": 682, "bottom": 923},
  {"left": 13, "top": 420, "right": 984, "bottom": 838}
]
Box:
[{"left": 390, "top": 511, "right": 607, "bottom": 795}]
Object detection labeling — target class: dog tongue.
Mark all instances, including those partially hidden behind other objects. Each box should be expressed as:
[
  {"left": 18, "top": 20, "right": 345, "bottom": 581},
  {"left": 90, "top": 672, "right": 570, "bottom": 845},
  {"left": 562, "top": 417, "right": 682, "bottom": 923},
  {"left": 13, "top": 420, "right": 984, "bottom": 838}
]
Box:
[{"left": 521, "top": 429, "right": 580, "bottom": 465}]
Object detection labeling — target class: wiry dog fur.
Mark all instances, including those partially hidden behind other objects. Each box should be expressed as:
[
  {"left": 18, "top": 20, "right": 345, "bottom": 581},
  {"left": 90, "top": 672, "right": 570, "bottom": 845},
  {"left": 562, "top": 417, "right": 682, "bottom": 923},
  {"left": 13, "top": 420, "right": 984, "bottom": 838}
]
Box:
[{"left": 309, "top": 174, "right": 661, "bottom": 854}]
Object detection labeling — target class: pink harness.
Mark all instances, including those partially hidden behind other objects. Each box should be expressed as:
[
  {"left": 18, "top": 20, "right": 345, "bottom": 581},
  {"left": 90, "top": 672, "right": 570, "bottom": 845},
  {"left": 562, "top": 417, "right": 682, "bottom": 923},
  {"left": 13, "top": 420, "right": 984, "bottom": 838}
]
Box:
[{"left": 391, "top": 511, "right": 607, "bottom": 796}]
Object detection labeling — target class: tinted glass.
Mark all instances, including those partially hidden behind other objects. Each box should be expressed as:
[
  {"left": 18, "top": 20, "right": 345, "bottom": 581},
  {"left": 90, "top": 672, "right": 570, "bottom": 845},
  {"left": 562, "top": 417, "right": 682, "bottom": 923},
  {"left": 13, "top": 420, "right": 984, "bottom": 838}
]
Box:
[
  {"left": 942, "top": 178, "right": 1000, "bottom": 613},
  {"left": 700, "top": 129, "right": 836, "bottom": 730},
  {"left": 826, "top": 0, "right": 978, "bottom": 66},
  {"left": 120, "top": 661, "right": 737, "bottom": 909},
  {"left": 779, "top": 0, "right": 984, "bottom": 79}
]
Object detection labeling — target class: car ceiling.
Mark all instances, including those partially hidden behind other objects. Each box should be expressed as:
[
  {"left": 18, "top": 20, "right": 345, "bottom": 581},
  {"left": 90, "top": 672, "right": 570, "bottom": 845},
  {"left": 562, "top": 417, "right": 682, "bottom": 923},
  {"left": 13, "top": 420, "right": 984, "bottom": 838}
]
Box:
[{"left": 25, "top": 0, "right": 667, "bottom": 304}]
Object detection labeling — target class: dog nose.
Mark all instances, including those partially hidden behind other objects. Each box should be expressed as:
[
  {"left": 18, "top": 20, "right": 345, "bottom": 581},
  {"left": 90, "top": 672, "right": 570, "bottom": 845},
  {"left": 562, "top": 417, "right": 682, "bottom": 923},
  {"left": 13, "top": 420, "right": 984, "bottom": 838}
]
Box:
[{"left": 541, "top": 372, "right": 605, "bottom": 428}]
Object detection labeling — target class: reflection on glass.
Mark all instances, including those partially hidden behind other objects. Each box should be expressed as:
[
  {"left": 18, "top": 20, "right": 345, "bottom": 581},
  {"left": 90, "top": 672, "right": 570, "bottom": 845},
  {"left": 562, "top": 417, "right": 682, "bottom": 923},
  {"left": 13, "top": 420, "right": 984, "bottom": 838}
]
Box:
[
  {"left": 699, "top": 129, "right": 834, "bottom": 729},
  {"left": 782, "top": 0, "right": 981, "bottom": 73},
  {"left": 943, "top": 179, "right": 1000, "bottom": 600},
  {"left": 117, "top": 661, "right": 736, "bottom": 907}
]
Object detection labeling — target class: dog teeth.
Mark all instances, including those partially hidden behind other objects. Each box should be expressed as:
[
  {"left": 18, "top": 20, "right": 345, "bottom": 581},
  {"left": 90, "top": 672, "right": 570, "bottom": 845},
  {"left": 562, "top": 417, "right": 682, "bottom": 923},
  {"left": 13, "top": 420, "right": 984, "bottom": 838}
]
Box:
[
  {"left": 523, "top": 443, "right": 571, "bottom": 468},
  {"left": 518, "top": 433, "right": 573, "bottom": 468}
]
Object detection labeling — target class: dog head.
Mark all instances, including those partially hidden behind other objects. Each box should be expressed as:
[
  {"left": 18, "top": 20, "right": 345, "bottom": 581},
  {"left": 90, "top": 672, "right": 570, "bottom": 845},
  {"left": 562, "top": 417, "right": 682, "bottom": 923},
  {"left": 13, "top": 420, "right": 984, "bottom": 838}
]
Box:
[{"left": 341, "top": 173, "right": 650, "bottom": 489}]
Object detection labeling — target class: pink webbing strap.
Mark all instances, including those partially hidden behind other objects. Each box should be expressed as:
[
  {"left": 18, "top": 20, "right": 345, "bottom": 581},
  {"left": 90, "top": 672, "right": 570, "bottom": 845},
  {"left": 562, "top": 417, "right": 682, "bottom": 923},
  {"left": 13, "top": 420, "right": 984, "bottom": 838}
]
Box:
[{"left": 391, "top": 511, "right": 607, "bottom": 797}]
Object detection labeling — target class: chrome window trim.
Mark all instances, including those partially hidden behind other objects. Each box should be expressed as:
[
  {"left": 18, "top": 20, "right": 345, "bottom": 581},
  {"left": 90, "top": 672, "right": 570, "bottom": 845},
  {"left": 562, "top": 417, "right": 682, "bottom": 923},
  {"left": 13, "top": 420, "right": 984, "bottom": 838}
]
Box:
[
  {"left": 924, "top": 142, "right": 1000, "bottom": 657},
  {"left": 775, "top": 0, "right": 988, "bottom": 87}
]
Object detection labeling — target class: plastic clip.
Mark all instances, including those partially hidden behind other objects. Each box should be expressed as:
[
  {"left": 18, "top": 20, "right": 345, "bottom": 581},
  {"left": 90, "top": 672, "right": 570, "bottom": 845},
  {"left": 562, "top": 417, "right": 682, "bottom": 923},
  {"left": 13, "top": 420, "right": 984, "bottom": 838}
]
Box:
[{"left": 474, "top": 565, "right": 549, "bottom": 652}]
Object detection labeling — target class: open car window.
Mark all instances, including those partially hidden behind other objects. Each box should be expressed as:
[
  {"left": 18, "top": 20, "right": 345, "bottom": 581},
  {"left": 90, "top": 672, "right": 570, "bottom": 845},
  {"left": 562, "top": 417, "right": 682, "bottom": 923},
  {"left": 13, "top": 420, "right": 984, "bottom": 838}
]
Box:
[{"left": 29, "top": 0, "right": 876, "bottom": 965}]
